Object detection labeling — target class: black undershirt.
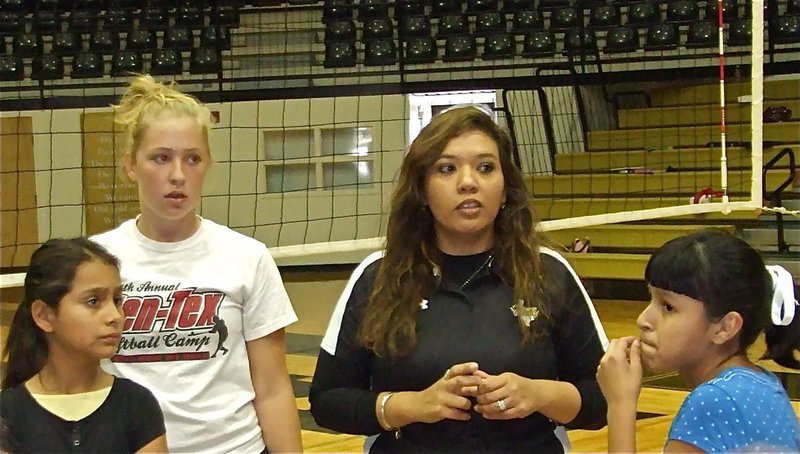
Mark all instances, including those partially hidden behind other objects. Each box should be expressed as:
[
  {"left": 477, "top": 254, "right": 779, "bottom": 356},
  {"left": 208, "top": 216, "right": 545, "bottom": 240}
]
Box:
[{"left": 439, "top": 249, "right": 493, "bottom": 288}]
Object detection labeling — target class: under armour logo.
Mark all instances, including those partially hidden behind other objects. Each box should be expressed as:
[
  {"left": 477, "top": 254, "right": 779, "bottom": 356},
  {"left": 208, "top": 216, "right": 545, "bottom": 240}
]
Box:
[{"left": 420, "top": 299, "right": 429, "bottom": 310}]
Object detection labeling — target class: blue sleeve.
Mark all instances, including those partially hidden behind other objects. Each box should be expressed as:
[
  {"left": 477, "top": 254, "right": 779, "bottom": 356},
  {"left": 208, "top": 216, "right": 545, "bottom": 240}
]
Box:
[{"left": 668, "top": 384, "right": 746, "bottom": 453}]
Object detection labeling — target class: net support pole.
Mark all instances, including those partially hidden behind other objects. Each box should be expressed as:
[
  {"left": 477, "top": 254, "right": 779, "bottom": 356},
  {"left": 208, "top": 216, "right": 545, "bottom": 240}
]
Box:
[
  {"left": 717, "top": 0, "right": 731, "bottom": 213},
  {"left": 750, "top": 0, "right": 765, "bottom": 209}
]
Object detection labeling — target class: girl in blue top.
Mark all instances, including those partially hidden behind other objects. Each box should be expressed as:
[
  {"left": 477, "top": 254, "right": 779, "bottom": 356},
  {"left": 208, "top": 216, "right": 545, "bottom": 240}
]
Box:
[{"left": 597, "top": 228, "right": 800, "bottom": 453}]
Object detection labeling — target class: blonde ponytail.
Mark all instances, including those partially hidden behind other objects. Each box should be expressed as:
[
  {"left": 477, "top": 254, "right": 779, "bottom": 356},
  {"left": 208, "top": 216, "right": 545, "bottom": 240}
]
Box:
[{"left": 111, "top": 75, "right": 212, "bottom": 161}]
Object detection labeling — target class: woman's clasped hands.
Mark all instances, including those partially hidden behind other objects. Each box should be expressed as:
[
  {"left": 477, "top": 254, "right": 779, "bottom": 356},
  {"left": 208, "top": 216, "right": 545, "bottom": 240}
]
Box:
[{"left": 412, "top": 362, "right": 543, "bottom": 423}]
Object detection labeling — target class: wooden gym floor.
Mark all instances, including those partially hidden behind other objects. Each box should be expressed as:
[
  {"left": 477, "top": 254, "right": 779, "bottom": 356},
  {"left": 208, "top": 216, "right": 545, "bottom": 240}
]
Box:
[{"left": 1, "top": 270, "right": 798, "bottom": 453}]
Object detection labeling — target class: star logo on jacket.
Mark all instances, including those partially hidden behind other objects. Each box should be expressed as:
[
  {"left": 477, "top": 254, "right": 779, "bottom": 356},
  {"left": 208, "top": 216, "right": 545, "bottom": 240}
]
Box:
[{"left": 509, "top": 302, "right": 539, "bottom": 326}]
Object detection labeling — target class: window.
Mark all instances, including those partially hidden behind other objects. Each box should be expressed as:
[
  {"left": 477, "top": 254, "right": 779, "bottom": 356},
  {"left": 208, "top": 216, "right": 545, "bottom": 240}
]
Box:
[
  {"left": 264, "top": 126, "right": 375, "bottom": 193},
  {"left": 408, "top": 91, "right": 497, "bottom": 143}
]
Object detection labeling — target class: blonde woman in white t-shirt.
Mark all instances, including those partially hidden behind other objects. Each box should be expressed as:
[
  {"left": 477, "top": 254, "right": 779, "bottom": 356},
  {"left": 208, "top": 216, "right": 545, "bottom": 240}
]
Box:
[{"left": 91, "top": 75, "right": 302, "bottom": 454}]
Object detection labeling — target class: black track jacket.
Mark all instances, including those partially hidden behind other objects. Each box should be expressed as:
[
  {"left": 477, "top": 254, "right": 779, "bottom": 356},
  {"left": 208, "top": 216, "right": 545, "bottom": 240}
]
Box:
[{"left": 310, "top": 248, "right": 609, "bottom": 453}]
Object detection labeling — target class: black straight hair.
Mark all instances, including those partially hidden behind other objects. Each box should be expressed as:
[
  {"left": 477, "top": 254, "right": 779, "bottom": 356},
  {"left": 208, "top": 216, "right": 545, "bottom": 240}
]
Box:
[
  {"left": 645, "top": 228, "right": 799, "bottom": 369},
  {"left": 1, "top": 238, "right": 120, "bottom": 390}
]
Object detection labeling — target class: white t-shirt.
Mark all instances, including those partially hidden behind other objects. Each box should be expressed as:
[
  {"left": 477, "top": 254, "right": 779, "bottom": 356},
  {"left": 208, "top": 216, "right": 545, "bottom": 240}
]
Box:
[{"left": 92, "top": 217, "right": 298, "bottom": 454}]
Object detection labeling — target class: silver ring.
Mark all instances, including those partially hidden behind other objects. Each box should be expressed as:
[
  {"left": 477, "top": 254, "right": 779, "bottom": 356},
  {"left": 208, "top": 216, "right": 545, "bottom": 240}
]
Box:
[
  {"left": 496, "top": 399, "right": 507, "bottom": 411},
  {"left": 443, "top": 368, "right": 452, "bottom": 381}
]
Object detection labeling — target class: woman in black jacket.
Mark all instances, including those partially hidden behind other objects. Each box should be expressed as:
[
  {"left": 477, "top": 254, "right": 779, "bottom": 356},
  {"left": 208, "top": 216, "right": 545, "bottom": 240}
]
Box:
[{"left": 310, "top": 106, "right": 609, "bottom": 453}]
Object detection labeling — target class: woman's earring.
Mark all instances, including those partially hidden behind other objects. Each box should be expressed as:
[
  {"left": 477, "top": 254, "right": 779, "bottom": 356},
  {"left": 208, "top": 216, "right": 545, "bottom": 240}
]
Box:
[{"left": 501, "top": 202, "right": 506, "bottom": 210}]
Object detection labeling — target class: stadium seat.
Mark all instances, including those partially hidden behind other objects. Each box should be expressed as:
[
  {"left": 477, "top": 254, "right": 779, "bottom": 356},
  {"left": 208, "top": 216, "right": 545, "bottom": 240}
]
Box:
[
  {"left": 71, "top": 52, "right": 104, "bottom": 78},
  {"left": 104, "top": 8, "right": 133, "bottom": 30},
  {"left": 645, "top": 23, "right": 679, "bottom": 49},
  {"left": 512, "top": 10, "right": 543, "bottom": 33},
  {"left": 126, "top": 29, "right": 157, "bottom": 52},
  {"left": 363, "top": 17, "right": 394, "bottom": 39},
  {"left": 73, "top": 0, "right": 104, "bottom": 10},
  {"left": 68, "top": 10, "right": 97, "bottom": 34},
  {"left": 482, "top": 32, "right": 515, "bottom": 59},
  {"left": 326, "top": 20, "right": 357, "bottom": 41},
  {"left": 395, "top": 0, "right": 423, "bottom": 16},
  {"left": 685, "top": 20, "right": 716, "bottom": 47},
  {"left": 0, "top": 55, "right": 23, "bottom": 81},
  {"left": 32, "top": 54, "right": 64, "bottom": 80},
  {"left": 13, "top": 33, "right": 42, "bottom": 58},
  {"left": 140, "top": 6, "right": 169, "bottom": 30},
  {"left": 550, "top": 6, "right": 580, "bottom": 30},
  {"left": 772, "top": 15, "right": 800, "bottom": 44},
  {"left": 728, "top": 18, "right": 752, "bottom": 45},
  {"left": 539, "top": 0, "right": 570, "bottom": 9},
  {"left": 502, "top": 0, "right": 533, "bottom": 12},
  {"left": 604, "top": 25, "right": 639, "bottom": 52},
  {"left": 37, "top": 0, "right": 60, "bottom": 10},
  {"left": 432, "top": 0, "right": 462, "bottom": 15},
  {"left": 151, "top": 49, "right": 183, "bottom": 75},
  {"left": 474, "top": 11, "right": 506, "bottom": 35},
  {"left": 90, "top": 30, "right": 119, "bottom": 54},
  {"left": 211, "top": 4, "right": 239, "bottom": 28},
  {"left": 564, "top": 28, "right": 597, "bottom": 55},
  {"left": 175, "top": 5, "right": 204, "bottom": 28},
  {"left": 108, "top": 0, "right": 136, "bottom": 9},
  {"left": 400, "top": 15, "right": 431, "bottom": 37},
  {"left": 589, "top": 5, "right": 620, "bottom": 28},
  {"left": 0, "top": 0, "right": 26, "bottom": 13},
  {"left": 358, "top": 0, "right": 389, "bottom": 19},
  {"left": 522, "top": 30, "right": 556, "bottom": 56},
  {"left": 53, "top": 32, "right": 80, "bottom": 55},
  {"left": 443, "top": 34, "right": 476, "bottom": 61},
  {"left": 575, "top": 0, "right": 604, "bottom": 8},
  {"left": 404, "top": 35, "right": 437, "bottom": 63},
  {"left": 323, "top": 0, "right": 354, "bottom": 21},
  {"left": 705, "top": 0, "right": 738, "bottom": 23},
  {"left": 165, "top": 27, "right": 194, "bottom": 51},
  {"left": 200, "top": 27, "right": 231, "bottom": 50},
  {"left": 0, "top": 11, "right": 23, "bottom": 36},
  {"left": 33, "top": 10, "right": 62, "bottom": 34},
  {"left": 111, "top": 50, "right": 142, "bottom": 76},
  {"left": 627, "top": 2, "right": 659, "bottom": 27},
  {"left": 190, "top": 48, "right": 221, "bottom": 74},
  {"left": 364, "top": 38, "right": 396, "bottom": 65},
  {"left": 437, "top": 14, "right": 468, "bottom": 37},
  {"left": 323, "top": 41, "right": 357, "bottom": 67},
  {"left": 466, "top": 0, "right": 497, "bottom": 14},
  {"left": 666, "top": 0, "right": 697, "bottom": 24}
]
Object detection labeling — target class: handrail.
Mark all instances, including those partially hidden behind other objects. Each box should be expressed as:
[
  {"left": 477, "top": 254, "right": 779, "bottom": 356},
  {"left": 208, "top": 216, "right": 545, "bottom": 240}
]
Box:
[{"left": 762, "top": 147, "right": 796, "bottom": 253}]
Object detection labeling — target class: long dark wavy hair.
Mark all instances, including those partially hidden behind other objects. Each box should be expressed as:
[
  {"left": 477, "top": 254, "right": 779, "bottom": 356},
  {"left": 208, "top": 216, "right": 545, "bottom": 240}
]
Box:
[
  {"left": 1, "top": 238, "right": 120, "bottom": 390},
  {"left": 645, "top": 228, "right": 799, "bottom": 369},
  {"left": 357, "top": 106, "right": 547, "bottom": 357}
]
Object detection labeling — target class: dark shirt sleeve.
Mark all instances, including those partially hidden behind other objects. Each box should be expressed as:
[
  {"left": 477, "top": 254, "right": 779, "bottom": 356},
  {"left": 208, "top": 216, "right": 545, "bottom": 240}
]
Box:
[
  {"left": 546, "top": 254, "right": 608, "bottom": 430},
  {"left": 309, "top": 261, "right": 383, "bottom": 435},
  {"left": 125, "top": 380, "right": 166, "bottom": 451}
]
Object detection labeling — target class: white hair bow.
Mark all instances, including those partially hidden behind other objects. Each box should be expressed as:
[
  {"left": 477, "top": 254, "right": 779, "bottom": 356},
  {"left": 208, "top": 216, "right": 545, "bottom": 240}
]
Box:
[{"left": 766, "top": 265, "right": 798, "bottom": 326}]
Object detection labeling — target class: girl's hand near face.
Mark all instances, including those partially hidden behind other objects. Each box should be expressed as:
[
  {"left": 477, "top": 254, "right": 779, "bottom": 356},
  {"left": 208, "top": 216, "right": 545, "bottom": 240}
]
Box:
[
  {"left": 598, "top": 337, "right": 643, "bottom": 453},
  {"left": 597, "top": 336, "right": 643, "bottom": 406}
]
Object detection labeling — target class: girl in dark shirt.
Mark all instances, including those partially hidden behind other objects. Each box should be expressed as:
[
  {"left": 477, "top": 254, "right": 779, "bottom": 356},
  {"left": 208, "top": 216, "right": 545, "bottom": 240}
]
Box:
[
  {"left": 310, "top": 106, "right": 608, "bottom": 452},
  {"left": 0, "top": 238, "right": 166, "bottom": 453}
]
